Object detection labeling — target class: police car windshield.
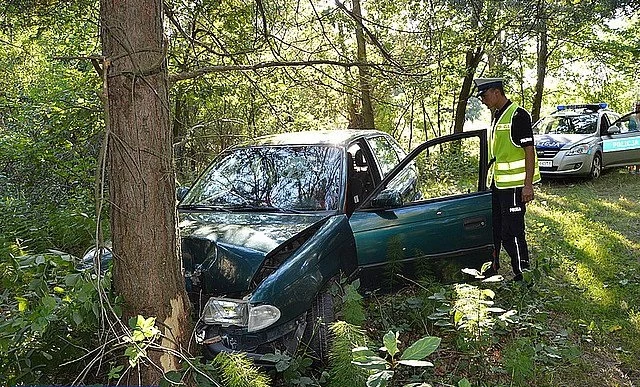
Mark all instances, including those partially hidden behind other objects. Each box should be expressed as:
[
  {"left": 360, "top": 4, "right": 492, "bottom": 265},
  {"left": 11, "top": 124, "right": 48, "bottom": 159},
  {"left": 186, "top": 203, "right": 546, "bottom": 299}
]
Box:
[{"left": 533, "top": 113, "right": 598, "bottom": 135}]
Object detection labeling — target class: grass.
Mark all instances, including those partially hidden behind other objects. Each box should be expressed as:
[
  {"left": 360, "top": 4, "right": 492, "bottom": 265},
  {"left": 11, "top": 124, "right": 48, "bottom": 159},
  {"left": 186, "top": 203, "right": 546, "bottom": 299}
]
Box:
[
  {"left": 525, "top": 169, "right": 640, "bottom": 386},
  {"left": 358, "top": 168, "right": 640, "bottom": 387}
]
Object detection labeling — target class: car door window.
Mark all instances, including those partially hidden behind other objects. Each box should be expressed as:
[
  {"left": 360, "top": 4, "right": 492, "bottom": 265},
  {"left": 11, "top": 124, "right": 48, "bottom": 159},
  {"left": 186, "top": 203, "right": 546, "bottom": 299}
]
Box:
[
  {"left": 380, "top": 135, "right": 483, "bottom": 205},
  {"left": 367, "top": 136, "right": 401, "bottom": 177}
]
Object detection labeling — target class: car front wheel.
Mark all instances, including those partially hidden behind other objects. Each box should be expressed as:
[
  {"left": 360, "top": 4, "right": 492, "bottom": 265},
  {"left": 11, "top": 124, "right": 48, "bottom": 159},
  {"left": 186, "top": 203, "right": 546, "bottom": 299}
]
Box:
[
  {"left": 589, "top": 153, "right": 602, "bottom": 179},
  {"left": 301, "top": 290, "right": 335, "bottom": 365}
]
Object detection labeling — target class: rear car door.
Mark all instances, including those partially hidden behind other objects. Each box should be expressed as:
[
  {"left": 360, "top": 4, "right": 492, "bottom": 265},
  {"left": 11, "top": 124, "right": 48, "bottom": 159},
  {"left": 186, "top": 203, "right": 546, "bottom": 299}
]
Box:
[{"left": 349, "top": 130, "right": 493, "bottom": 285}]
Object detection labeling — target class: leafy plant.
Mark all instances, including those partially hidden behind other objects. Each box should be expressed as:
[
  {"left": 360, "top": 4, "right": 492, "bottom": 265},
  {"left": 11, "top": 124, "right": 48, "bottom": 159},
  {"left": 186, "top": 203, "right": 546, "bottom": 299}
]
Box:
[
  {"left": 331, "top": 278, "right": 366, "bottom": 326},
  {"left": 351, "top": 330, "right": 441, "bottom": 387},
  {"left": 212, "top": 352, "right": 271, "bottom": 387},
  {"left": 0, "top": 251, "right": 108, "bottom": 386},
  {"left": 327, "top": 321, "right": 369, "bottom": 387},
  {"left": 261, "top": 349, "right": 320, "bottom": 386}
]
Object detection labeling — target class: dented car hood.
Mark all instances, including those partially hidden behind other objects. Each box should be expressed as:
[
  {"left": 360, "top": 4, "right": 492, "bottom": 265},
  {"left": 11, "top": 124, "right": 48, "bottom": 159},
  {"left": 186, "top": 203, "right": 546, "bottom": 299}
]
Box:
[{"left": 179, "top": 211, "right": 329, "bottom": 296}]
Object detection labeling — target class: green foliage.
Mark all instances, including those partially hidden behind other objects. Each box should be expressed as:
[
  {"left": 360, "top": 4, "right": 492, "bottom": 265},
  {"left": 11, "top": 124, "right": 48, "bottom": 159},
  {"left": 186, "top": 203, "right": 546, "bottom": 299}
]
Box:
[
  {"left": 261, "top": 350, "right": 321, "bottom": 386},
  {"left": 123, "top": 315, "right": 161, "bottom": 368},
  {"left": 331, "top": 278, "right": 367, "bottom": 326},
  {"left": 351, "top": 330, "right": 441, "bottom": 387},
  {"left": 0, "top": 251, "right": 108, "bottom": 386},
  {"left": 212, "top": 352, "right": 271, "bottom": 387},
  {"left": 327, "top": 321, "right": 368, "bottom": 387}
]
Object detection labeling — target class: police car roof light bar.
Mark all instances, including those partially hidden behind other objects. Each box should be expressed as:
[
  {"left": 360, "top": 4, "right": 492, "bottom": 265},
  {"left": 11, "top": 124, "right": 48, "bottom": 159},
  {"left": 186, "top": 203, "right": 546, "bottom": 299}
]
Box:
[{"left": 556, "top": 103, "right": 608, "bottom": 112}]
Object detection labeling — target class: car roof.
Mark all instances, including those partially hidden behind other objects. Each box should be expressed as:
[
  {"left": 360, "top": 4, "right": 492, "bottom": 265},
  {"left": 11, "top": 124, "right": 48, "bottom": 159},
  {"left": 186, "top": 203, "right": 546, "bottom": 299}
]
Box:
[{"left": 247, "top": 129, "right": 387, "bottom": 147}]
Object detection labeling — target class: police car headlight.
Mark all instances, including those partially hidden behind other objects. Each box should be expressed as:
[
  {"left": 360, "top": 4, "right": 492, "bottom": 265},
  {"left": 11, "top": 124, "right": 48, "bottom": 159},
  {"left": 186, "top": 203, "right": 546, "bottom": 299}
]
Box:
[
  {"left": 566, "top": 144, "right": 590, "bottom": 156},
  {"left": 248, "top": 305, "right": 281, "bottom": 332}
]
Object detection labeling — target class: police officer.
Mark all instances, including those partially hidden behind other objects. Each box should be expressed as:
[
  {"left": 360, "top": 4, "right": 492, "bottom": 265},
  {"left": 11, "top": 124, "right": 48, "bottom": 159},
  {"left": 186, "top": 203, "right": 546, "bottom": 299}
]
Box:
[{"left": 474, "top": 78, "right": 541, "bottom": 281}]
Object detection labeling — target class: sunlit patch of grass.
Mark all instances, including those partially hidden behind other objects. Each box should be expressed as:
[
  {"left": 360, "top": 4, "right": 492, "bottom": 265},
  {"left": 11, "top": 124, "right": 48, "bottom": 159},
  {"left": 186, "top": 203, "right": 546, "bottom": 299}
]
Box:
[{"left": 526, "top": 173, "right": 640, "bottom": 381}]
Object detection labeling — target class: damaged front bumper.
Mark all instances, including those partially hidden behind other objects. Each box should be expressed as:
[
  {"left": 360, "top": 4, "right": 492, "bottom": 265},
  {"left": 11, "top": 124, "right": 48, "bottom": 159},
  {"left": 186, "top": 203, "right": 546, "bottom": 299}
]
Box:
[{"left": 196, "top": 312, "right": 307, "bottom": 361}]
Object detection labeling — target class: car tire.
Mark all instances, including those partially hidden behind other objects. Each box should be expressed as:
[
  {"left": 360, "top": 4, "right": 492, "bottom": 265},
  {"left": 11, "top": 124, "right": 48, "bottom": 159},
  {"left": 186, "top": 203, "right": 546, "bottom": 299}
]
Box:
[
  {"left": 589, "top": 153, "right": 602, "bottom": 179},
  {"left": 301, "top": 289, "right": 335, "bottom": 365}
]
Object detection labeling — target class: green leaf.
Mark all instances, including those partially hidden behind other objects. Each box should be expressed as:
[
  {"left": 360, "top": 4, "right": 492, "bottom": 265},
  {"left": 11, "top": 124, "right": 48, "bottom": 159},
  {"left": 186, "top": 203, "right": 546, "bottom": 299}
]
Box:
[
  {"left": 454, "top": 310, "right": 463, "bottom": 324},
  {"left": 480, "top": 261, "right": 492, "bottom": 274},
  {"left": 366, "top": 370, "right": 394, "bottom": 387},
  {"left": 275, "top": 359, "right": 289, "bottom": 372},
  {"left": 351, "top": 355, "right": 388, "bottom": 370},
  {"left": 132, "top": 330, "right": 146, "bottom": 342},
  {"left": 16, "top": 296, "right": 28, "bottom": 312},
  {"left": 481, "top": 289, "right": 495, "bottom": 299},
  {"left": 72, "top": 310, "right": 83, "bottom": 325},
  {"left": 382, "top": 331, "right": 399, "bottom": 357},
  {"left": 125, "top": 345, "right": 146, "bottom": 368},
  {"left": 108, "top": 364, "right": 124, "bottom": 380},
  {"left": 352, "top": 346, "right": 377, "bottom": 357},
  {"left": 458, "top": 378, "right": 472, "bottom": 387},
  {"left": 400, "top": 336, "right": 441, "bottom": 361},
  {"left": 397, "top": 359, "right": 434, "bottom": 367},
  {"left": 482, "top": 275, "right": 504, "bottom": 282},
  {"left": 260, "top": 353, "right": 284, "bottom": 363},
  {"left": 461, "top": 268, "right": 482, "bottom": 277}
]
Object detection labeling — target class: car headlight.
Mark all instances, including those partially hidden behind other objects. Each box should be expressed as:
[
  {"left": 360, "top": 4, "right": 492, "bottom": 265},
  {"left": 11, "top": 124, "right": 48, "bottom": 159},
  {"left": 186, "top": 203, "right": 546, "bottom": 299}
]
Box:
[
  {"left": 248, "top": 305, "right": 281, "bottom": 332},
  {"left": 202, "top": 298, "right": 280, "bottom": 332},
  {"left": 202, "top": 298, "right": 247, "bottom": 326},
  {"left": 566, "top": 144, "right": 590, "bottom": 156}
]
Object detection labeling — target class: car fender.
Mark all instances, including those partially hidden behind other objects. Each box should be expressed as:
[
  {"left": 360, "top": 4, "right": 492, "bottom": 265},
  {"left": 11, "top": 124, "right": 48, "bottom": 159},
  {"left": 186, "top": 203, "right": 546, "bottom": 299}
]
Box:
[{"left": 250, "top": 214, "right": 356, "bottom": 324}]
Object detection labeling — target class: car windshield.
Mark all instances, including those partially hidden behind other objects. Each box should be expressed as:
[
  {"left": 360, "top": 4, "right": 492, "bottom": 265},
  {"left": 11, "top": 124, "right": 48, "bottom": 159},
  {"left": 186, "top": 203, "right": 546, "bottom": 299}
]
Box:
[
  {"left": 533, "top": 113, "right": 598, "bottom": 135},
  {"left": 181, "top": 145, "right": 343, "bottom": 211}
]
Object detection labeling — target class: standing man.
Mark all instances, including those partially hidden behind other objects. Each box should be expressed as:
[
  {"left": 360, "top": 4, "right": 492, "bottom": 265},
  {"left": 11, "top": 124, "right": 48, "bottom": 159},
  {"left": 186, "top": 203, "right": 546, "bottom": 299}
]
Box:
[{"left": 474, "top": 78, "right": 541, "bottom": 281}]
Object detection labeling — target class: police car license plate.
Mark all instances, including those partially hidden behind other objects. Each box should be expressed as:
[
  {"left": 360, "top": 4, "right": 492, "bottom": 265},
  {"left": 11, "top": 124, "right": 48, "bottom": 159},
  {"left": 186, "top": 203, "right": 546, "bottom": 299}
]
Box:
[{"left": 538, "top": 160, "right": 552, "bottom": 168}]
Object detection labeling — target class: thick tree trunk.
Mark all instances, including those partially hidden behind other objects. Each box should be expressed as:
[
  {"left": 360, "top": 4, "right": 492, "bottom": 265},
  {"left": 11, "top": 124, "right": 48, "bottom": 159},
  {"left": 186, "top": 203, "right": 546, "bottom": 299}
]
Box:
[
  {"left": 100, "top": 0, "right": 191, "bottom": 384},
  {"left": 353, "top": 0, "right": 375, "bottom": 129},
  {"left": 532, "top": 21, "right": 548, "bottom": 123}
]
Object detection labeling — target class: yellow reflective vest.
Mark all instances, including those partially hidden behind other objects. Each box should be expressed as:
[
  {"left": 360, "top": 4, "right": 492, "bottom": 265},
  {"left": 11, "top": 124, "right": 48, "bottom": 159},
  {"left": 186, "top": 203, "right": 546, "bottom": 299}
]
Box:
[{"left": 487, "top": 103, "right": 541, "bottom": 188}]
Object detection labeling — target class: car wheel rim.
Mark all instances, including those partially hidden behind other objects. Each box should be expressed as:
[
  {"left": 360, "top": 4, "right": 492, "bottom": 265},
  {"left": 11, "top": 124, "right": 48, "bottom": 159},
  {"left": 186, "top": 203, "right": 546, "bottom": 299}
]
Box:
[{"left": 592, "top": 156, "right": 601, "bottom": 178}]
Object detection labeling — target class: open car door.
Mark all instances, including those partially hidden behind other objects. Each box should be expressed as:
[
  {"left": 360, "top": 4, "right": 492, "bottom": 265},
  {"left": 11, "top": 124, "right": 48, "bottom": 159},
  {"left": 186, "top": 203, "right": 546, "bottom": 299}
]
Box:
[{"left": 349, "top": 130, "right": 493, "bottom": 286}]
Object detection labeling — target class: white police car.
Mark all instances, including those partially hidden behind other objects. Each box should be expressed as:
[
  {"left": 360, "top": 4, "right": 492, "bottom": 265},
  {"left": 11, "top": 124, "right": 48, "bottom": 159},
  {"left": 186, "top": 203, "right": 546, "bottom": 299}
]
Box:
[{"left": 533, "top": 103, "right": 640, "bottom": 179}]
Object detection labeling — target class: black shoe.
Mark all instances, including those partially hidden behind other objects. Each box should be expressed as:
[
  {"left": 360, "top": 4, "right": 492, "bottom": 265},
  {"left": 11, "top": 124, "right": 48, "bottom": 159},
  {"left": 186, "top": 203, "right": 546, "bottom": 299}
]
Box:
[{"left": 512, "top": 273, "right": 523, "bottom": 282}]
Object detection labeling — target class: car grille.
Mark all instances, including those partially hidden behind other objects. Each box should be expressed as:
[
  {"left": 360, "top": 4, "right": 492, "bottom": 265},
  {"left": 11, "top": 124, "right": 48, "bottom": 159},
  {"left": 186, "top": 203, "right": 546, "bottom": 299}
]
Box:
[{"left": 537, "top": 149, "right": 559, "bottom": 158}]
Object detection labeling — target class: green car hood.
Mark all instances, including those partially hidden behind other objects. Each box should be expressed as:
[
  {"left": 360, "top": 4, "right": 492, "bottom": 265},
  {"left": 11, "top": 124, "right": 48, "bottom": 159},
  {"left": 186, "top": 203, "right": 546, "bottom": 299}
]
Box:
[{"left": 179, "top": 211, "right": 329, "bottom": 296}]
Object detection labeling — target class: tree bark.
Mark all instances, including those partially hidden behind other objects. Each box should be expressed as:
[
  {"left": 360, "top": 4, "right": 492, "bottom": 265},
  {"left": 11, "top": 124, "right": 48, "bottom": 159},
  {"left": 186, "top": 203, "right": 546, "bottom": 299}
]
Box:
[
  {"left": 353, "top": 0, "right": 375, "bottom": 129},
  {"left": 532, "top": 17, "right": 548, "bottom": 123},
  {"left": 453, "top": 47, "right": 483, "bottom": 134},
  {"left": 100, "top": 0, "right": 191, "bottom": 384}
]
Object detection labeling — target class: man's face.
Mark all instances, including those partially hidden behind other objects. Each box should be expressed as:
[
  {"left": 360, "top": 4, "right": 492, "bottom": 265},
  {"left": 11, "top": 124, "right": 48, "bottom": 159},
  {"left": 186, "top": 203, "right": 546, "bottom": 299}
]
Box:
[{"left": 479, "top": 88, "right": 499, "bottom": 110}]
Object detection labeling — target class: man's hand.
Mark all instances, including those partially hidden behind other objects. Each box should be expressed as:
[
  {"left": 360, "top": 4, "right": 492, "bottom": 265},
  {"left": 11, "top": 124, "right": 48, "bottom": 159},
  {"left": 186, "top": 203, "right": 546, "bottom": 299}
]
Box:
[{"left": 522, "top": 184, "right": 534, "bottom": 203}]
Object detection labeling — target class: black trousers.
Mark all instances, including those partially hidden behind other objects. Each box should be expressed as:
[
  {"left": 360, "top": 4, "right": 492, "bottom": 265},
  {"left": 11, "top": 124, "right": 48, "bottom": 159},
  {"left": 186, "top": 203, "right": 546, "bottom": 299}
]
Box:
[{"left": 491, "top": 185, "right": 530, "bottom": 277}]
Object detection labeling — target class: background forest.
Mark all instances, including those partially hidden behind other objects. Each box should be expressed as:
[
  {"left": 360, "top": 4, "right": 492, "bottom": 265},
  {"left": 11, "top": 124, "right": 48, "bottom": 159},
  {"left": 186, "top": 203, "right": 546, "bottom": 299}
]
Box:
[{"left": 1, "top": 0, "right": 639, "bottom": 386}]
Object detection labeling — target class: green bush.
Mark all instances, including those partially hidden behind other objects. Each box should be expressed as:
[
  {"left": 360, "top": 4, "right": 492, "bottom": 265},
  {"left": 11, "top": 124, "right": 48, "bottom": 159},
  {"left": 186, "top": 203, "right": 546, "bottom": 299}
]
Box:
[{"left": 0, "top": 251, "right": 108, "bottom": 386}]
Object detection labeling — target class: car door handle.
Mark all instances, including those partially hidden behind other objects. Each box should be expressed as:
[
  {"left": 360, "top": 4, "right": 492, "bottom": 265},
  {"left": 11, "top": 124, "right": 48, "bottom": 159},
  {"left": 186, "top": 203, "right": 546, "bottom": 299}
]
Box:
[{"left": 463, "top": 217, "right": 486, "bottom": 230}]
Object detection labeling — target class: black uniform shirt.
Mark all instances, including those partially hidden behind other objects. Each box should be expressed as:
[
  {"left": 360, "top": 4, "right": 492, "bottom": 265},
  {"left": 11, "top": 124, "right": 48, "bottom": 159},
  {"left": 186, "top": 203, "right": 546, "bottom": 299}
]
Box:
[{"left": 492, "top": 100, "right": 534, "bottom": 148}]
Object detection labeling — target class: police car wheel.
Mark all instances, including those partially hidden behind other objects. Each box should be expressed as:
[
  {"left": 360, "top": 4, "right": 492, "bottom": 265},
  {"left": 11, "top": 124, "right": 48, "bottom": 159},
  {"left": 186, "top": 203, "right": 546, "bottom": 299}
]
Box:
[{"left": 589, "top": 153, "right": 602, "bottom": 179}]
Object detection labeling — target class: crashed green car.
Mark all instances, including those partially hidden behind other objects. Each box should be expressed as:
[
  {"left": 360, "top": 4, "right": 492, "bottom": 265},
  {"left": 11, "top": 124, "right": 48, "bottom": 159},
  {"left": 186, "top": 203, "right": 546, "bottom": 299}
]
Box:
[{"left": 174, "top": 129, "right": 493, "bottom": 361}]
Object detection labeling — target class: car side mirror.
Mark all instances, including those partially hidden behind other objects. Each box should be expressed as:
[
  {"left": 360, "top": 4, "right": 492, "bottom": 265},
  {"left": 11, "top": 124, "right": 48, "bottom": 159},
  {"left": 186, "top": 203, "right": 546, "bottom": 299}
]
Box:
[
  {"left": 370, "top": 189, "right": 403, "bottom": 208},
  {"left": 607, "top": 125, "right": 621, "bottom": 134},
  {"left": 176, "top": 186, "right": 190, "bottom": 201}
]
